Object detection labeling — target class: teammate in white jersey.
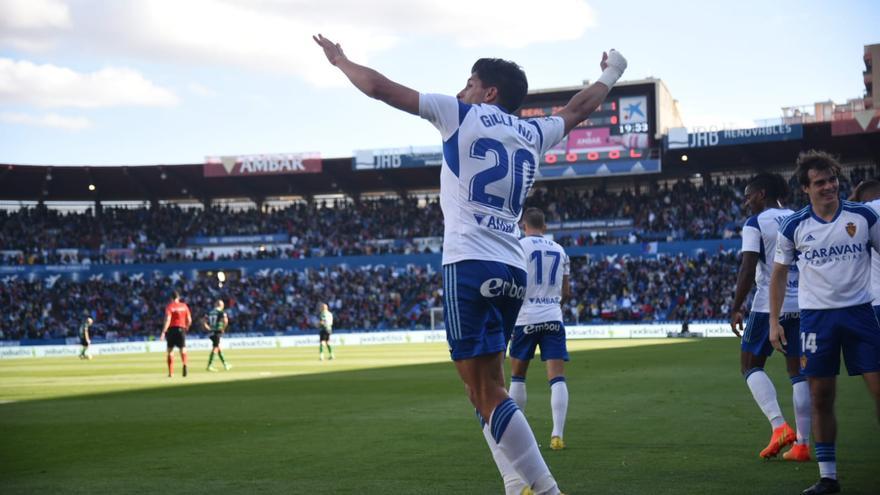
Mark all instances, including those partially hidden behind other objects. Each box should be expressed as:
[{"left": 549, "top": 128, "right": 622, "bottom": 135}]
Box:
[
  {"left": 729, "top": 173, "right": 811, "bottom": 461},
  {"left": 770, "top": 151, "right": 880, "bottom": 495},
  {"left": 849, "top": 179, "right": 880, "bottom": 321},
  {"left": 509, "top": 208, "right": 571, "bottom": 451},
  {"left": 314, "top": 33, "right": 627, "bottom": 495}
]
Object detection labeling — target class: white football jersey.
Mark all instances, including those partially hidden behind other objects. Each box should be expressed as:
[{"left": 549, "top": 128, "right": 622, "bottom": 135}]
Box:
[
  {"left": 775, "top": 201, "right": 880, "bottom": 310},
  {"left": 866, "top": 199, "right": 880, "bottom": 306},
  {"left": 741, "top": 208, "right": 799, "bottom": 313},
  {"left": 419, "top": 94, "right": 566, "bottom": 269},
  {"left": 515, "top": 235, "right": 570, "bottom": 325}
]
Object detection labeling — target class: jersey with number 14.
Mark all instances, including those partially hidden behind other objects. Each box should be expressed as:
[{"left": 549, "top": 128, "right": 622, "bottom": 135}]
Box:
[
  {"left": 419, "top": 94, "right": 566, "bottom": 269},
  {"left": 516, "top": 235, "right": 570, "bottom": 325}
]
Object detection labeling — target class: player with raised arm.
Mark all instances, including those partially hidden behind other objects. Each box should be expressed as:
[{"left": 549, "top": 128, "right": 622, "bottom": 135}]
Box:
[
  {"left": 314, "top": 33, "right": 626, "bottom": 494},
  {"left": 769, "top": 151, "right": 880, "bottom": 495},
  {"left": 508, "top": 208, "right": 571, "bottom": 451},
  {"left": 160, "top": 290, "right": 192, "bottom": 378},
  {"left": 729, "top": 173, "right": 810, "bottom": 461},
  {"left": 205, "top": 299, "right": 231, "bottom": 371},
  {"left": 78, "top": 316, "right": 94, "bottom": 360},
  {"left": 318, "top": 302, "right": 334, "bottom": 361}
]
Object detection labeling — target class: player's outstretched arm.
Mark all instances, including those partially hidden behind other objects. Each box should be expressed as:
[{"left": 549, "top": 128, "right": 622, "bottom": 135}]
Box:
[
  {"left": 556, "top": 49, "right": 627, "bottom": 135},
  {"left": 767, "top": 262, "right": 789, "bottom": 352},
  {"left": 313, "top": 34, "right": 419, "bottom": 115},
  {"left": 729, "top": 252, "right": 759, "bottom": 337}
]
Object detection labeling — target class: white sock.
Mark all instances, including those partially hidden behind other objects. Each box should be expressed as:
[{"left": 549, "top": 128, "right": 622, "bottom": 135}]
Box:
[
  {"left": 550, "top": 377, "right": 568, "bottom": 439},
  {"left": 818, "top": 462, "right": 837, "bottom": 480},
  {"left": 510, "top": 377, "right": 527, "bottom": 410},
  {"left": 791, "top": 377, "right": 811, "bottom": 444},
  {"left": 816, "top": 443, "right": 836, "bottom": 480},
  {"left": 745, "top": 368, "right": 785, "bottom": 429},
  {"left": 481, "top": 419, "right": 528, "bottom": 495},
  {"left": 490, "top": 399, "right": 559, "bottom": 495}
]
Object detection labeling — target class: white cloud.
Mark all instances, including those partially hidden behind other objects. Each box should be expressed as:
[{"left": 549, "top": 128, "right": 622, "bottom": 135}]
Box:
[
  {"left": 0, "top": 58, "right": 179, "bottom": 108},
  {"left": 0, "top": 0, "right": 70, "bottom": 30},
  {"left": 1, "top": 0, "right": 597, "bottom": 85},
  {"left": 0, "top": 111, "right": 91, "bottom": 130},
  {"left": 187, "top": 82, "right": 217, "bottom": 98},
  {"left": 0, "top": 0, "right": 71, "bottom": 51}
]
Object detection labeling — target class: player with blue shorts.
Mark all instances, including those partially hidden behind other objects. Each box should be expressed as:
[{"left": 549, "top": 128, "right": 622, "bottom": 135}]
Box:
[
  {"left": 314, "top": 33, "right": 627, "bottom": 494},
  {"left": 729, "top": 173, "right": 811, "bottom": 461},
  {"left": 508, "top": 208, "right": 571, "bottom": 452},
  {"left": 770, "top": 151, "right": 880, "bottom": 495}
]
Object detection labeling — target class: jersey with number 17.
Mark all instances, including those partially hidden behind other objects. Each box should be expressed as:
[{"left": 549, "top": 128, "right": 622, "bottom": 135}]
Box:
[
  {"left": 419, "top": 94, "right": 566, "bottom": 270},
  {"left": 516, "top": 235, "right": 570, "bottom": 326}
]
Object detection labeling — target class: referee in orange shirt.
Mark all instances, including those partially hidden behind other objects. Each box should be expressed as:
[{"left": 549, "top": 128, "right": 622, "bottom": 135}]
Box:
[{"left": 160, "top": 290, "right": 192, "bottom": 377}]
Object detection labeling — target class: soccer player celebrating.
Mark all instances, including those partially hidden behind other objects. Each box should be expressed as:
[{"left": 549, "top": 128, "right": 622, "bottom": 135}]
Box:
[
  {"left": 78, "top": 316, "right": 94, "bottom": 360},
  {"left": 315, "top": 33, "right": 627, "bottom": 494},
  {"left": 770, "top": 151, "right": 880, "bottom": 495},
  {"left": 160, "top": 290, "right": 192, "bottom": 378},
  {"left": 729, "top": 173, "right": 811, "bottom": 461},
  {"left": 204, "top": 299, "right": 231, "bottom": 371},
  {"left": 509, "top": 208, "right": 571, "bottom": 451},
  {"left": 318, "top": 302, "right": 334, "bottom": 361}
]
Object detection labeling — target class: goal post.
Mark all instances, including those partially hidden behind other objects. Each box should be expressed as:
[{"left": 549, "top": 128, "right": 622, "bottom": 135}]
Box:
[{"left": 430, "top": 307, "right": 444, "bottom": 332}]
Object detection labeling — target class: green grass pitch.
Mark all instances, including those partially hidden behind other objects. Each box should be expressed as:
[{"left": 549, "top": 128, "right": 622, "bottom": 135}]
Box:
[{"left": 0, "top": 338, "right": 876, "bottom": 494}]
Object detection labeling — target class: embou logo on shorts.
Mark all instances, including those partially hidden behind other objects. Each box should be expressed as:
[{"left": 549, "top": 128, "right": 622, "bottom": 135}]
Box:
[
  {"left": 479, "top": 278, "right": 526, "bottom": 300},
  {"left": 523, "top": 322, "right": 561, "bottom": 334}
]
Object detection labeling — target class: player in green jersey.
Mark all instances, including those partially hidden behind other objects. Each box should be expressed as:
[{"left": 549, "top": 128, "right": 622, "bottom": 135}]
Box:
[
  {"left": 78, "top": 316, "right": 94, "bottom": 360},
  {"left": 204, "top": 299, "right": 231, "bottom": 371}
]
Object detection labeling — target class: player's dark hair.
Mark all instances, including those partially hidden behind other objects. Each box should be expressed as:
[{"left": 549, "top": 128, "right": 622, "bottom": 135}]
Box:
[
  {"left": 794, "top": 150, "right": 842, "bottom": 187},
  {"left": 523, "top": 207, "right": 546, "bottom": 230},
  {"left": 747, "top": 172, "right": 789, "bottom": 202},
  {"left": 471, "top": 58, "right": 528, "bottom": 112},
  {"left": 171, "top": 290, "right": 180, "bottom": 300},
  {"left": 851, "top": 179, "right": 880, "bottom": 202}
]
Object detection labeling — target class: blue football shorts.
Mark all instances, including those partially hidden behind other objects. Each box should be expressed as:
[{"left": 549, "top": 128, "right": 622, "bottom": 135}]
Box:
[
  {"left": 443, "top": 260, "right": 526, "bottom": 361},
  {"left": 509, "top": 321, "right": 569, "bottom": 362},
  {"left": 741, "top": 311, "right": 800, "bottom": 357},
  {"left": 799, "top": 303, "right": 880, "bottom": 377}
]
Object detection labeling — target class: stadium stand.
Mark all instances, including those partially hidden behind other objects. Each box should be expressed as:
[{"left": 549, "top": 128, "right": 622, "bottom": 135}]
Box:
[
  {"left": 1, "top": 77, "right": 877, "bottom": 343},
  {"left": 0, "top": 252, "right": 741, "bottom": 341},
  {"left": 1, "top": 166, "right": 874, "bottom": 265}
]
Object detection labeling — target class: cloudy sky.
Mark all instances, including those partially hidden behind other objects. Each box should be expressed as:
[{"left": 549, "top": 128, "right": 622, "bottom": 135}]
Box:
[{"left": 0, "top": 0, "right": 877, "bottom": 165}]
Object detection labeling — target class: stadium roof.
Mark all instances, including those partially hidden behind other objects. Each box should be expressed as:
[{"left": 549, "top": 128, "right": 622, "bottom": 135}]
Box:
[{"left": 0, "top": 158, "right": 442, "bottom": 203}]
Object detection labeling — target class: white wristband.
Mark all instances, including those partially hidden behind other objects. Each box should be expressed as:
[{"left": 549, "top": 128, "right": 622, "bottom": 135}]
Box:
[{"left": 597, "top": 67, "right": 622, "bottom": 89}]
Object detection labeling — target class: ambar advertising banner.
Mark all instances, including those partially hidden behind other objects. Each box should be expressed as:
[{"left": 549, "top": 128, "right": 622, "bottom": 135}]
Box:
[{"left": 204, "top": 153, "right": 322, "bottom": 177}]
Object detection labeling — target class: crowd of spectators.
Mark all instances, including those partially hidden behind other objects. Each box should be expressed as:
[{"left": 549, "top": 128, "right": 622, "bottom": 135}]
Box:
[
  {"left": 0, "top": 251, "right": 740, "bottom": 341},
  {"left": 1, "top": 167, "right": 873, "bottom": 266},
  {"left": 0, "top": 197, "right": 444, "bottom": 265},
  {"left": 531, "top": 177, "right": 748, "bottom": 246},
  {"left": 565, "top": 251, "right": 738, "bottom": 323},
  {"left": 0, "top": 264, "right": 441, "bottom": 341}
]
